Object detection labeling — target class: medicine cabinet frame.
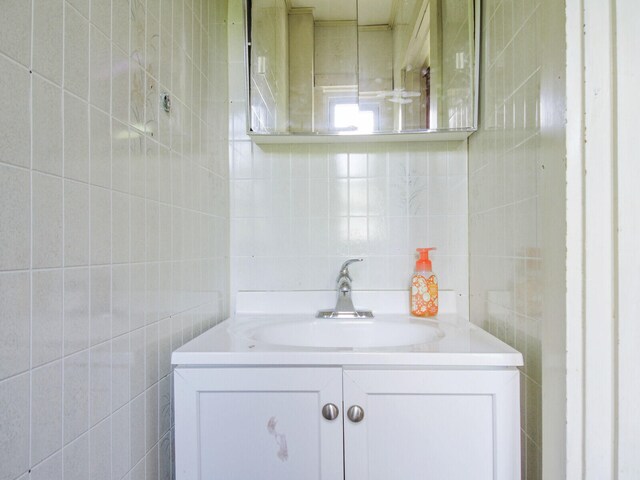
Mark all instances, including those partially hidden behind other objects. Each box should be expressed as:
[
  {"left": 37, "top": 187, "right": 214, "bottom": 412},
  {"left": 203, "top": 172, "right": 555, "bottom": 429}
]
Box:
[{"left": 242, "top": 0, "right": 482, "bottom": 144}]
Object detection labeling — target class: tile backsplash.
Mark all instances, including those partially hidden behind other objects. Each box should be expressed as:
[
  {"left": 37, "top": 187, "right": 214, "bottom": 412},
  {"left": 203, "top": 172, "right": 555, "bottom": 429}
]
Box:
[
  {"left": 229, "top": 141, "right": 469, "bottom": 312},
  {"left": 0, "top": 1, "right": 229, "bottom": 480}
]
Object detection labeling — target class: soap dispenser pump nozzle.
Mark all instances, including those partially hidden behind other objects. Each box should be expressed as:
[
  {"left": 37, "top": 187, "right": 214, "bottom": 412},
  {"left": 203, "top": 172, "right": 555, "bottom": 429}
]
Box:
[{"left": 415, "top": 247, "right": 436, "bottom": 271}]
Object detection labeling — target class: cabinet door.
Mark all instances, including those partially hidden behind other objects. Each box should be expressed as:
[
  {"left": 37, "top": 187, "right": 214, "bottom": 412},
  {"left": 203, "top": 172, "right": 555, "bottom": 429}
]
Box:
[
  {"left": 343, "top": 369, "right": 520, "bottom": 480},
  {"left": 175, "top": 367, "right": 344, "bottom": 480}
]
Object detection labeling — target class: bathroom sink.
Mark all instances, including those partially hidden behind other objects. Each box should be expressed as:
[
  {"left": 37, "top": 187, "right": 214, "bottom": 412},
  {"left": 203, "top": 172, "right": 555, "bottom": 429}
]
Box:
[{"left": 236, "top": 318, "right": 444, "bottom": 349}]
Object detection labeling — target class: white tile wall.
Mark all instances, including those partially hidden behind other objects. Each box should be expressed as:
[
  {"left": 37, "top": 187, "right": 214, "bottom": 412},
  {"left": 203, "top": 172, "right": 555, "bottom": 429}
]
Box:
[
  {"left": 230, "top": 142, "right": 468, "bottom": 303},
  {"left": 228, "top": 1, "right": 469, "bottom": 316},
  {"left": 0, "top": 2, "right": 229, "bottom": 480},
  {"left": 468, "top": 0, "right": 547, "bottom": 478}
]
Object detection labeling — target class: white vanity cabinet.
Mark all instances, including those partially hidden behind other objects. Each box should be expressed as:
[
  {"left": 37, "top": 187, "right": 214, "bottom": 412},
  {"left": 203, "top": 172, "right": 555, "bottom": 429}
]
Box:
[
  {"left": 174, "top": 367, "right": 345, "bottom": 480},
  {"left": 343, "top": 368, "right": 521, "bottom": 480},
  {"left": 174, "top": 366, "right": 521, "bottom": 480}
]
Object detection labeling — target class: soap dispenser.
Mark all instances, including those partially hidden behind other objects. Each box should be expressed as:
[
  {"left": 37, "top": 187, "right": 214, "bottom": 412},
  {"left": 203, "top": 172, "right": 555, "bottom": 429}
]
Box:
[{"left": 411, "top": 248, "right": 438, "bottom": 317}]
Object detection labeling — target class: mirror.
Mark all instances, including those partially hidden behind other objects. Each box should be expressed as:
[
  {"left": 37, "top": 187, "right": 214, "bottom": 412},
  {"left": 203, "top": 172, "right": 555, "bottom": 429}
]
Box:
[{"left": 246, "top": 0, "right": 479, "bottom": 137}]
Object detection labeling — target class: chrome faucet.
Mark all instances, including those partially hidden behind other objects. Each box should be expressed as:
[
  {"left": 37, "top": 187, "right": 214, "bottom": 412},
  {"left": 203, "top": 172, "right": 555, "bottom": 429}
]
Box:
[{"left": 316, "top": 259, "right": 374, "bottom": 319}]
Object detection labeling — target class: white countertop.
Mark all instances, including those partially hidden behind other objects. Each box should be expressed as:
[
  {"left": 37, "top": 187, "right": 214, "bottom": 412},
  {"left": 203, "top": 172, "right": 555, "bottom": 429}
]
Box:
[
  {"left": 172, "top": 291, "right": 522, "bottom": 368},
  {"left": 171, "top": 313, "right": 523, "bottom": 368}
]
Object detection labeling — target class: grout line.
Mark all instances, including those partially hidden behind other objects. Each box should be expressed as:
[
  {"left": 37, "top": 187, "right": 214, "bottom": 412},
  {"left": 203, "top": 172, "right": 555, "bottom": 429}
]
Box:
[
  {"left": 61, "top": 0, "right": 67, "bottom": 475},
  {"left": 28, "top": 0, "right": 35, "bottom": 475},
  {"left": 86, "top": 0, "right": 93, "bottom": 475},
  {"left": 108, "top": 0, "right": 114, "bottom": 477}
]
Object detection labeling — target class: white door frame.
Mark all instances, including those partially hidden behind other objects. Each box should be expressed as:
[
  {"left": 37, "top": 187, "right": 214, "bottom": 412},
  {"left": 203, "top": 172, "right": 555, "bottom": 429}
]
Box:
[{"left": 564, "top": 0, "right": 640, "bottom": 478}]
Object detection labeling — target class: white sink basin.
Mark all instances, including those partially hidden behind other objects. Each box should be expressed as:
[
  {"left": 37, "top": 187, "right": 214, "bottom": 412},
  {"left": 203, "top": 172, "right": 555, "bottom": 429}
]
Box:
[{"left": 236, "top": 318, "right": 444, "bottom": 349}]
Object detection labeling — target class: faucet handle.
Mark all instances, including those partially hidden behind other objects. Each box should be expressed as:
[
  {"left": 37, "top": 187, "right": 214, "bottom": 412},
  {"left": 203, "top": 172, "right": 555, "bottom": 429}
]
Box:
[{"left": 337, "top": 258, "right": 363, "bottom": 282}]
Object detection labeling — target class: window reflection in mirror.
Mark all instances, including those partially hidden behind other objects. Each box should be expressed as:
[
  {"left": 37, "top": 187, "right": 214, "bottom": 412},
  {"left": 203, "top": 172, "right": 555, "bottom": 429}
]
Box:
[{"left": 246, "top": 0, "right": 478, "bottom": 135}]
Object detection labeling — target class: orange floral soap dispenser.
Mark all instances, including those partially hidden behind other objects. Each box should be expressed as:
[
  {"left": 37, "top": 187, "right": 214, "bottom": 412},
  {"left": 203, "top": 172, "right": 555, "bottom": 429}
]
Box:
[{"left": 411, "top": 248, "right": 438, "bottom": 317}]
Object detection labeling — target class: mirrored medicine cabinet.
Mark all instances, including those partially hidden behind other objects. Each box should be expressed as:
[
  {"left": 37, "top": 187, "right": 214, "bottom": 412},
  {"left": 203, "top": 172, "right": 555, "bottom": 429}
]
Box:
[{"left": 244, "top": 0, "right": 480, "bottom": 143}]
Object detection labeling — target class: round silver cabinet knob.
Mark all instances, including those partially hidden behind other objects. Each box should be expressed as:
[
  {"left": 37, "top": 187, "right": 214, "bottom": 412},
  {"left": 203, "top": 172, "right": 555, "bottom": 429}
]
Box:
[
  {"left": 347, "top": 405, "right": 365, "bottom": 423},
  {"left": 322, "top": 403, "right": 339, "bottom": 421}
]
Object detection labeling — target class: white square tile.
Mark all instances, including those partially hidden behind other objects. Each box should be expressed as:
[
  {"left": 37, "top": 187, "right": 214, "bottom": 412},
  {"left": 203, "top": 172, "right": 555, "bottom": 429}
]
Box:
[
  {"left": 90, "top": 107, "right": 112, "bottom": 188},
  {"left": 63, "top": 433, "right": 90, "bottom": 480},
  {"left": 29, "top": 61, "right": 64, "bottom": 163},
  {"left": 145, "top": 323, "right": 159, "bottom": 388},
  {"left": 0, "top": 166, "right": 31, "bottom": 268},
  {"left": 32, "top": 173, "right": 63, "bottom": 268},
  {"left": 131, "top": 460, "right": 145, "bottom": 480},
  {"left": 146, "top": 383, "right": 159, "bottom": 449},
  {"left": 90, "top": 342, "right": 112, "bottom": 426},
  {"left": 91, "top": 265, "right": 112, "bottom": 347},
  {"left": 156, "top": 143, "right": 171, "bottom": 198},
  {"left": 130, "top": 392, "right": 146, "bottom": 466},
  {"left": 112, "top": 191, "right": 131, "bottom": 264},
  {"left": 367, "top": 177, "right": 388, "bottom": 217},
  {"left": 64, "top": 267, "right": 90, "bottom": 355},
  {"left": 64, "top": 351, "right": 90, "bottom": 444},
  {"left": 130, "top": 0, "right": 146, "bottom": 62},
  {"left": 91, "top": 186, "right": 112, "bottom": 265},
  {"left": 387, "top": 176, "right": 408, "bottom": 217},
  {"left": 65, "top": 6, "right": 90, "bottom": 99},
  {"left": 91, "top": 0, "right": 112, "bottom": 38},
  {"left": 349, "top": 178, "right": 368, "bottom": 216},
  {"left": 30, "top": 450, "right": 63, "bottom": 480},
  {"left": 328, "top": 179, "right": 349, "bottom": 217},
  {"left": 131, "top": 197, "right": 146, "bottom": 263},
  {"left": 112, "top": 333, "right": 130, "bottom": 411},
  {"left": 427, "top": 176, "right": 449, "bottom": 215},
  {"left": 32, "top": 269, "right": 64, "bottom": 367},
  {"left": 146, "top": 443, "right": 160, "bottom": 480},
  {"left": 130, "top": 264, "right": 146, "bottom": 332},
  {"left": 129, "top": 328, "right": 145, "bottom": 399},
  {"left": 407, "top": 146, "right": 429, "bottom": 176},
  {"left": 112, "top": 264, "right": 131, "bottom": 337},
  {"left": 328, "top": 150, "right": 349, "bottom": 178},
  {"left": 31, "top": 361, "right": 63, "bottom": 464},
  {"left": 112, "top": 404, "right": 131, "bottom": 479},
  {"left": 89, "top": 418, "right": 111, "bottom": 480},
  {"left": 0, "top": 56, "right": 30, "bottom": 168},
  {"left": 90, "top": 26, "right": 112, "bottom": 112},
  {"left": 64, "top": 93, "right": 90, "bottom": 182},
  {"left": 328, "top": 217, "right": 349, "bottom": 256},
  {"left": 271, "top": 179, "right": 291, "bottom": 216},
  {"left": 112, "top": 48, "right": 130, "bottom": 124},
  {"left": 112, "top": 119, "right": 131, "bottom": 193},
  {"left": 112, "top": 0, "right": 130, "bottom": 53},
  {"left": 68, "top": 0, "right": 89, "bottom": 18},
  {"left": 160, "top": 0, "right": 173, "bottom": 32},
  {"left": 366, "top": 149, "right": 387, "bottom": 178},
  {"left": 159, "top": 431, "right": 172, "bottom": 480},
  {"left": 145, "top": 263, "right": 159, "bottom": 326},
  {"left": 146, "top": 13, "right": 161, "bottom": 80},
  {"left": 0, "top": 373, "right": 30, "bottom": 480},
  {"left": 131, "top": 64, "right": 146, "bottom": 130},
  {"left": 349, "top": 152, "right": 367, "bottom": 178},
  {"left": 146, "top": 201, "right": 160, "bottom": 261},
  {"left": 168, "top": 305, "right": 184, "bottom": 348},
  {"left": 348, "top": 217, "right": 368, "bottom": 255},
  {"left": 158, "top": 263, "right": 172, "bottom": 321},
  {"left": 0, "top": 272, "right": 30, "bottom": 381},
  {"left": 0, "top": 0, "right": 31, "bottom": 66},
  {"left": 158, "top": 374, "right": 171, "bottom": 435},
  {"left": 145, "top": 74, "right": 159, "bottom": 139},
  {"left": 64, "top": 180, "right": 91, "bottom": 266},
  {"left": 33, "top": 0, "right": 64, "bottom": 84},
  {"left": 388, "top": 149, "right": 408, "bottom": 176}
]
